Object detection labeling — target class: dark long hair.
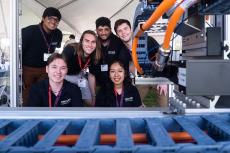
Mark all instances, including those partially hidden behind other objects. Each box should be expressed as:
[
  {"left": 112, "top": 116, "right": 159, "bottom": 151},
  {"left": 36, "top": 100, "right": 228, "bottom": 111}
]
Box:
[
  {"left": 77, "top": 30, "right": 101, "bottom": 64},
  {"left": 107, "top": 59, "right": 132, "bottom": 89}
]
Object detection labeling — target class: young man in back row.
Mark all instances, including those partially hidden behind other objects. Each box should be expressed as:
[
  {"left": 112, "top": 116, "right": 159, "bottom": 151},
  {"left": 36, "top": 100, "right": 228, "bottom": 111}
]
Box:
[
  {"left": 114, "top": 19, "right": 168, "bottom": 107},
  {"left": 88, "top": 17, "right": 125, "bottom": 104},
  {"left": 22, "top": 7, "right": 63, "bottom": 106}
]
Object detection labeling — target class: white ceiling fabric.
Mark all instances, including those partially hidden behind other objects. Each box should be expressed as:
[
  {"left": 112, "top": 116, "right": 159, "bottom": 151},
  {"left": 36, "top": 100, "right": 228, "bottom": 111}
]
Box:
[
  {"left": 21, "top": 0, "right": 139, "bottom": 39},
  {"left": 0, "top": 0, "right": 10, "bottom": 37}
]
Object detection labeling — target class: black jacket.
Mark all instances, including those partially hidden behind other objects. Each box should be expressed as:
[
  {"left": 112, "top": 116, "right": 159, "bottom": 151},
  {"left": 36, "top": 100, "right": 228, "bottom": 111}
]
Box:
[
  {"left": 62, "top": 44, "right": 78, "bottom": 75},
  {"left": 27, "top": 79, "right": 83, "bottom": 107},
  {"left": 95, "top": 85, "right": 142, "bottom": 107},
  {"left": 62, "top": 44, "right": 94, "bottom": 75},
  {"left": 119, "top": 45, "right": 132, "bottom": 70},
  {"left": 100, "top": 33, "right": 124, "bottom": 64},
  {"left": 89, "top": 33, "right": 124, "bottom": 87},
  {"left": 22, "top": 24, "right": 62, "bottom": 67}
]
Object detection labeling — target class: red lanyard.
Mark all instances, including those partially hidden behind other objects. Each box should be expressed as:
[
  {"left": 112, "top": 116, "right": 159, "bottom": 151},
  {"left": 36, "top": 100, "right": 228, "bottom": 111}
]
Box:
[
  {"left": 48, "top": 85, "right": 62, "bottom": 107},
  {"left": 114, "top": 87, "right": 124, "bottom": 107},
  {"left": 78, "top": 55, "right": 91, "bottom": 71},
  {"left": 39, "top": 25, "right": 53, "bottom": 53}
]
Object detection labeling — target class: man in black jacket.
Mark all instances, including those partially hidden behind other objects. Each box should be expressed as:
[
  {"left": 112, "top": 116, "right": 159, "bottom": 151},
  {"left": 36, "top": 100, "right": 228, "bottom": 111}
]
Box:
[
  {"left": 22, "top": 7, "right": 63, "bottom": 106},
  {"left": 27, "top": 53, "right": 83, "bottom": 107},
  {"left": 88, "top": 17, "right": 125, "bottom": 104}
]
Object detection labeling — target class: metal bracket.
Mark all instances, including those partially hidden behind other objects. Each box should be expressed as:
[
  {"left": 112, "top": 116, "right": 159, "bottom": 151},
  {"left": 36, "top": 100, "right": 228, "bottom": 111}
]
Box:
[{"left": 223, "top": 40, "right": 230, "bottom": 59}]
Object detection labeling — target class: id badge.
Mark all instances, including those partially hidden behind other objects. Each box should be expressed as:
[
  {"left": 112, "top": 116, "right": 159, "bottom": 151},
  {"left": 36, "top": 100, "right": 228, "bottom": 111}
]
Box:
[
  {"left": 108, "top": 50, "right": 115, "bottom": 55},
  {"left": 101, "top": 64, "right": 108, "bottom": 72},
  {"left": 44, "top": 53, "right": 51, "bottom": 61},
  {"left": 78, "top": 78, "right": 87, "bottom": 88}
]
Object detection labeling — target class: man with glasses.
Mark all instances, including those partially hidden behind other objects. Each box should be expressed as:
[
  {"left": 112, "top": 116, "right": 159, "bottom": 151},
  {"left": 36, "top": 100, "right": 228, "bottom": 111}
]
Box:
[{"left": 22, "top": 7, "right": 62, "bottom": 106}]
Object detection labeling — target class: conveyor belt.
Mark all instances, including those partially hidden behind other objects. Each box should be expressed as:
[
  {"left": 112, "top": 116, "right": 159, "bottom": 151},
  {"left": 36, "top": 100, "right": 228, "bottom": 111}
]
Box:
[{"left": 0, "top": 114, "right": 229, "bottom": 152}]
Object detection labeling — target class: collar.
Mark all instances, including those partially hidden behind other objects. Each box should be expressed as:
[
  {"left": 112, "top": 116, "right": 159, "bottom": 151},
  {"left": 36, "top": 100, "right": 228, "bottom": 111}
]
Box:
[{"left": 44, "top": 79, "right": 67, "bottom": 94}]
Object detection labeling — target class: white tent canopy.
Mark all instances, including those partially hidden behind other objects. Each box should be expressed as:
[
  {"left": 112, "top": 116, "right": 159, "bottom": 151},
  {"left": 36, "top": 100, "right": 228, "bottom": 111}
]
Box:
[
  {"left": 0, "top": 0, "right": 10, "bottom": 38},
  {"left": 21, "top": 0, "right": 139, "bottom": 40}
]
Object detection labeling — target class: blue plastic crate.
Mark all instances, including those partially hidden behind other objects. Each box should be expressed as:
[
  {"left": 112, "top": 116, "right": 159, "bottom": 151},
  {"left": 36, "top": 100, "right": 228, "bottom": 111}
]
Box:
[{"left": 0, "top": 114, "right": 230, "bottom": 152}]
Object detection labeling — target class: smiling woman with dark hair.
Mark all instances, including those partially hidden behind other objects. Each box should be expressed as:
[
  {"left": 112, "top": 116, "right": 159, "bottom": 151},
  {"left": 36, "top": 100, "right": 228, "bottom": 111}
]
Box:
[{"left": 95, "top": 59, "right": 142, "bottom": 107}]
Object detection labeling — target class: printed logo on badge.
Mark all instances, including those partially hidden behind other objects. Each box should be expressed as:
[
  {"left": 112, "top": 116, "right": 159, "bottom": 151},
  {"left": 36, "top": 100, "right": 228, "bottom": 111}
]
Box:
[
  {"left": 78, "top": 78, "right": 87, "bottom": 88},
  {"left": 108, "top": 50, "right": 115, "bottom": 54},
  {"left": 101, "top": 64, "right": 108, "bottom": 72},
  {"left": 60, "top": 98, "right": 71, "bottom": 105},
  {"left": 51, "top": 42, "right": 58, "bottom": 46},
  {"left": 43, "top": 53, "right": 51, "bottom": 61},
  {"left": 124, "top": 97, "right": 133, "bottom": 102}
]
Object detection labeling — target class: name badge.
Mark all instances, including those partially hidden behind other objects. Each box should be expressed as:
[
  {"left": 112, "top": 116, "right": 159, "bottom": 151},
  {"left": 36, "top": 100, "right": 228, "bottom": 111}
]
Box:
[
  {"left": 101, "top": 64, "right": 108, "bottom": 72},
  {"left": 43, "top": 53, "right": 51, "bottom": 61},
  {"left": 108, "top": 50, "right": 115, "bottom": 55},
  {"left": 78, "top": 78, "right": 87, "bottom": 88}
]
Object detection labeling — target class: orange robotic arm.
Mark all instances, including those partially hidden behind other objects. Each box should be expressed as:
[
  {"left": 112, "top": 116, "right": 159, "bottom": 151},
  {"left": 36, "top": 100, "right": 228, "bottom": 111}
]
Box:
[
  {"left": 163, "top": 0, "right": 200, "bottom": 50},
  {"left": 132, "top": 0, "right": 177, "bottom": 74},
  {"left": 132, "top": 0, "right": 200, "bottom": 73},
  {"left": 153, "top": 0, "right": 199, "bottom": 71}
]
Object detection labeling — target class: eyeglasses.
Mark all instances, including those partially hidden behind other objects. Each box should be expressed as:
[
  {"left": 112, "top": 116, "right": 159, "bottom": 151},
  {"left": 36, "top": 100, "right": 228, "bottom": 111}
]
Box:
[{"left": 47, "top": 16, "right": 60, "bottom": 23}]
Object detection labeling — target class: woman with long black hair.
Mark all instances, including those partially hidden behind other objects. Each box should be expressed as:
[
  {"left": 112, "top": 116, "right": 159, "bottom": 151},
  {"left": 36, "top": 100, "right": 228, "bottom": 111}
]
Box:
[{"left": 95, "top": 59, "right": 142, "bottom": 107}]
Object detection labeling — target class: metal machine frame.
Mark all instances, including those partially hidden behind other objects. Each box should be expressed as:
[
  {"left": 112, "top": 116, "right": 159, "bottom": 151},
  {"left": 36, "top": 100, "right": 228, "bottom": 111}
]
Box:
[
  {"left": 2, "top": 1, "right": 230, "bottom": 152},
  {"left": 2, "top": 0, "right": 230, "bottom": 116}
]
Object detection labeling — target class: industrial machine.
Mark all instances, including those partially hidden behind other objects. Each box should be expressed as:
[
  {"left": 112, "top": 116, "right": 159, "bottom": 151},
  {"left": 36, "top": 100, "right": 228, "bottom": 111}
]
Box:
[
  {"left": 0, "top": 112, "right": 230, "bottom": 152},
  {"left": 133, "top": 0, "right": 230, "bottom": 114},
  {"left": 1, "top": 0, "right": 230, "bottom": 152}
]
